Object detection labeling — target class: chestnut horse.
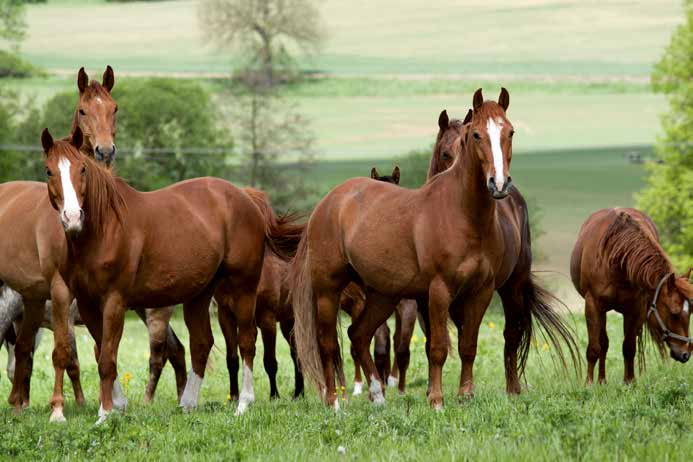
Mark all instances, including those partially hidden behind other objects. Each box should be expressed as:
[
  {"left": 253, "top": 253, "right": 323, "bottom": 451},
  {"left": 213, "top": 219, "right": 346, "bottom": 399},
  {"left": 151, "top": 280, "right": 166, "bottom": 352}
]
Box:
[
  {"left": 39, "top": 128, "right": 296, "bottom": 423},
  {"left": 291, "top": 89, "right": 578, "bottom": 409},
  {"left": 0, "top": 67, "right": 186, "bottom": 421},
  {"left": 426, "top": 107, "right": 574, "bottom": 394},
  {"left": 571, "top": 208, "right": 693, "bottom": 384}
]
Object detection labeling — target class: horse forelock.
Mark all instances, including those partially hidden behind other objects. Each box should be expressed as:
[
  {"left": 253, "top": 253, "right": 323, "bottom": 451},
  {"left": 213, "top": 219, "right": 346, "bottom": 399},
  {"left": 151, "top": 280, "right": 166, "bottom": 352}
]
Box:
[
  {"left": 599, "top": 210, "right": 671, "bottom": 291},
  {"left": 82, "top": 81, "right": 112, "bottom": 101}
]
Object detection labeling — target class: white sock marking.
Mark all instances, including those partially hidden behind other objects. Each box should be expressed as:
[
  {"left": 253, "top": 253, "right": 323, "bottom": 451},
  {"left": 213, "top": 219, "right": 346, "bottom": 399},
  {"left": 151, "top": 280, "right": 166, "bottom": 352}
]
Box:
[
  {"left": 387, "top": 375, "right": 399, "bottom": 388},
  {"left": 487, "top": 118, "right": 506, "bottom": 191},
  {"left": 95, "top": 403, "right": 110, "bottom": 426},
  {"left": 369, "top": 374, "right": 385, "bottom": 405},
  {"left": 235, "top": 362, "right": 255, "bottom": 416},
  {"left": 352, "top": 381, "right": 363, "bottom": 396},
  {"left": 179, "top": 371, "right": 203, "bottom": 411},
  {"left": 49, "top": 406, "right": 66, "bottom": 423}
]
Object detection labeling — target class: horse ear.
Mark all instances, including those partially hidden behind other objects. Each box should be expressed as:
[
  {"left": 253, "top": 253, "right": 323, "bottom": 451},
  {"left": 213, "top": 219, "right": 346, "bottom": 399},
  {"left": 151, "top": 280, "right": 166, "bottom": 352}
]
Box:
[
  {"left": 370, "top": 167, "right": 379, "bottom": 180},
  {"left": 462, "top": 109, "right": 473, "bottom": 125},
  {"left": 77, "top": 67, "right": 89, "bottom": 94},
  {"left": 473, "top": 88, "right": 484, "bottom": 112},
  {"left": 392, "top": 166, "right": 400, "bottom": 184},
  {"left": 498, "top": 87, "right": 510, "bottom": 111},
  {"left": 41, "top": 128, "right": 54, "bottom": 154},
  {"left": 684, "top": 267, "right": 692, "bottom": 280},
  {"left": 71, "top": 126, "right": 84, "bottom": 151},
  {"left": 102, "top": 65, "right": 115, "bottom": 92},
  {"left": 438, "top": 110, "right": 449, "bottom": 131}
]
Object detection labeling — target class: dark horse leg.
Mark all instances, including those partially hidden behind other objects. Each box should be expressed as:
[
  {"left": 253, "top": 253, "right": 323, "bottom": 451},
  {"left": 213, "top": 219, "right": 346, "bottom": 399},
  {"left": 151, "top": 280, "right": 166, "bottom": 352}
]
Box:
[
  {"left": 498, "top": 281, "right": 526, "bottom": 395},
  {"left": 373, "top": 322, "right": 391, "bottom": 387},
  {"left": 257, "top": 306, "right": 280, "bottom": 400},
  {"left": 622, "top": 312, "right": 643, "bottom": 384},
  {"left": 342, "top": 292, "right": 365, "bottom": 396},
  {"left": 348, "top": 290, "right": 398, "bottom": 405},
  {"left": 393, "top": 299, "right": 417, "bottom": 394},
  {"left": 279, "top": 317, "right": 304, "bottom": 398},
  {"left": 216, "top": 299, "right": 240, "bottom": 401},
  {"left": 584, "top": 293, "right": 607, "bottom": 385},
  {"left": 8, "top": 299, "right": 43, "bottom": 412}
]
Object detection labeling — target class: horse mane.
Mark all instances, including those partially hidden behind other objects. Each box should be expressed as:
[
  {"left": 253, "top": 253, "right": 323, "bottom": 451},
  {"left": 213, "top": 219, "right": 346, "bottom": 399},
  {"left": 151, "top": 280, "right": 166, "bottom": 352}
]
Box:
[
  {"left": 598, "top": 210, "right": 671, "bottom": 291},
  {"left": 51, "top": 140, "right": 126, "bottom": 233},
  {"left": 427, "top": 118, "right": 463, "bottom": 179},
  {"left": 70, "top": 81, "right": 113, "bottom": 137}
]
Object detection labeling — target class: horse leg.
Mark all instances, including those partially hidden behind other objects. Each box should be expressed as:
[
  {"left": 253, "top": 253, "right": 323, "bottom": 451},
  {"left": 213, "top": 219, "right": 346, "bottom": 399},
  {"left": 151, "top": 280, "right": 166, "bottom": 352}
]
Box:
[
  {"left": 388, "top": 309, "right": 401, "bottom": 388},
  {"left": 455, "top": 286, "right": 494, "bottom": 400},
  {"left": 348, "top": 290, "right": 397, "bottom": 405},
  {"left": 597, "top": 310, "right": 608, "bottom": 384},
  {"left": 584, "top": 294, "right": 602, "bottom": 385},
  {"left": 217, "top": 300, "right": 240, "bottom": 401},
  {"left": 95, "top": 294, "right": 127, "bottom": 425},
  {"left": 258, "top": 307, "right": 280, "bottom": 400},
  {"left": 135, "top": 307, "right": 166, "bottom": 404},
  {"left": 395, "top": 299, "right": 417, "bottom": 394},
  {"left": 425, "top": 279, "right": 454, "bottom": 409},
  {"left": 346, "top": 296, "right": 365, "bottom": 396},
  {"left": 164, "top": 313, "right": 188, "bottom": 402},
  {"left": 498, "top": 283, "right": 524, "bottom": 395},
  {"left": 315, "top": 289, "right": 342, "bottom": 408},
  {"left": 8, "top": 299, "right": 43, "bottom": 412},
  {"left": 231, "top": 288, "right": 259, "bottom": 415},
  {"left": 279, "top": 317, "right": 304, "bottom": 398},
  {"left": 622, "top": 312, "right": 642, "bottom": 384},
  {"left": 373, "top": 322, "right": 391, "bottom": 388},
  {"left": 179, "top": 292, "right": 215, "bottom": 412},
  {"left": 65, "top": 324, "right": 85, "bottom": 407}
]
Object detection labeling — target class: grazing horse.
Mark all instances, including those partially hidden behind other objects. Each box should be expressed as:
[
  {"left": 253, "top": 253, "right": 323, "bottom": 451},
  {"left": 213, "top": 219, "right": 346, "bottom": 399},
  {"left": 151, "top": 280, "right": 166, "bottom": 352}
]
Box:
[
  {"left": 0, "top": 67, "right": 186, "bottom": 421},
  {"left": 426, "top": 107, "right": 574, "bottom": 394},
  {"left": 571, "top": 208, "right": 693, "bottom": 384},
  {"left": 39, "top": 129, "right": 295, "bottom": 423},
  {"left": 291, "top": 89, "right": 578, "bottom": 409}
]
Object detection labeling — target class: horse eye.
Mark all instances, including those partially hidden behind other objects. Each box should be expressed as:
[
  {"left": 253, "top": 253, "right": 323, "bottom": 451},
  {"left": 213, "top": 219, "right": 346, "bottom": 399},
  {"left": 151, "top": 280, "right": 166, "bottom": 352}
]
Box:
[
  {"left": 45, "top": 168, "right": 52, "bottom": 177},
  {"left": 473, "top": 131, "right": 481, "bottom": 140},
  {"left": 79, "top": 109, "right": 86, "bottom": 116},
  {"left": 81, "top": 166, "right": 86, "bottom": 176},
  {"left": 442, "top": 152, "right": 451, "bottom": 160},
  {"left": 114, "top": 105, "right": 118, "bottom": 114},
  {"left": 509, "top": 130, "right": 515, "bottom": 138}
]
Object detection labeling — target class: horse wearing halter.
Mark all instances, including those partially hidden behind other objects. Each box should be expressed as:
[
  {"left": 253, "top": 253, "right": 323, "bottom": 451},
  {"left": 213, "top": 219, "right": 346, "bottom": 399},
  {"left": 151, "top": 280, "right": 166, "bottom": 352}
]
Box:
[{"left": 647, "top": 272, "right": 692, "bottom": 345}]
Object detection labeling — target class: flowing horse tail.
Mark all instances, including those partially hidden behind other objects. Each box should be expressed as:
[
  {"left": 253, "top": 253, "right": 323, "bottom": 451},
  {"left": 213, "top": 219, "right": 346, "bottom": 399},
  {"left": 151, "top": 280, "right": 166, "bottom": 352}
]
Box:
[
  {"left": 243, "top": 187, "right": 305, "bottom": 261},
  {"left": 287, "top": 234, "right": 330, "bottom": 393},
  {"left": 511, "top": 190, "right": 581, "bottom": 377}
]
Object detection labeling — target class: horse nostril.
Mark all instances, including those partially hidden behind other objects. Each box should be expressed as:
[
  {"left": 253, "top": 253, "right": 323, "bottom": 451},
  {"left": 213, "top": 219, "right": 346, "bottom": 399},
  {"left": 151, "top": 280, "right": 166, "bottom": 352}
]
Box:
[
  {"left": 487, "top": 177, "right": 496, "bottom": 191},
  {"left": 80, "top": 210, "right": 85, "bottom": 221},
  {"left": 683, "top": 352, "right": 690, "bottom": 362}
]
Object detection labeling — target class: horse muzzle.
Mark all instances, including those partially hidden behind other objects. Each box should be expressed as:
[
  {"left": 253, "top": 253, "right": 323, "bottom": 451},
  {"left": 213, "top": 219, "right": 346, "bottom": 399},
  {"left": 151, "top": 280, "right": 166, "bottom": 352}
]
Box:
[
  {"left": 670, "top": 346, "right": 690, "bottom": 363},
  {"left": 95, "top": 144, "right": 116, "bottom": 166},
  {"left": 487, "top": 176, "right": 512, "bottom": 200},
  {"left": 61, "top": 208, "right": 85, "bottom": 234}
]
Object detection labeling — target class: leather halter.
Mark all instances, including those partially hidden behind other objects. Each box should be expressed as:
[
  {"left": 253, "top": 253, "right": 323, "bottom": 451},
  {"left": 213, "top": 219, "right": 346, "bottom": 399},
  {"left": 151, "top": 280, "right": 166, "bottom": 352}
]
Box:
[{"left": 647, "top": 272, "right": 692, "bottom": 345}]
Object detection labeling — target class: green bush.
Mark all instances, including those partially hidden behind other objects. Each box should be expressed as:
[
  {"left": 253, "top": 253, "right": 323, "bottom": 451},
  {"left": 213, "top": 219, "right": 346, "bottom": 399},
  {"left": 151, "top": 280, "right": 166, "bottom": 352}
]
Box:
[{"left": 0, "top": 50, "right": 42, "bottom": 78}]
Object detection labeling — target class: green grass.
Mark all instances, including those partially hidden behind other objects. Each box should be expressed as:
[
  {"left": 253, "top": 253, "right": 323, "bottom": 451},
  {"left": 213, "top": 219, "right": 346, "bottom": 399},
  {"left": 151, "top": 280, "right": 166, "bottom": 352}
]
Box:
[
  {"left": 1, "top": 309, "right": 692, "bottom": 461},
  {"left": 19, "top": 0, "right": 682, "bottom": 78}
]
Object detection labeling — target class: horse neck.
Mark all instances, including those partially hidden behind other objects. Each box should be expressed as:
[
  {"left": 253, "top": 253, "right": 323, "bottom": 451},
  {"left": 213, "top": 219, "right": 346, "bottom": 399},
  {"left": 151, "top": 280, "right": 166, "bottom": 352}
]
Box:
[{"left": 436, "top": 142, "right": 497, "bottom": 228}]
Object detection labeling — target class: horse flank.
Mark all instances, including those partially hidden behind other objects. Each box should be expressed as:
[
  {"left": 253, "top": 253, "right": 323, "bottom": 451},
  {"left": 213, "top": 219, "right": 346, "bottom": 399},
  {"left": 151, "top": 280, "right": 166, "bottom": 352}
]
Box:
[{"left": 599, "top": 210, "right": 672, "bottom": 291}]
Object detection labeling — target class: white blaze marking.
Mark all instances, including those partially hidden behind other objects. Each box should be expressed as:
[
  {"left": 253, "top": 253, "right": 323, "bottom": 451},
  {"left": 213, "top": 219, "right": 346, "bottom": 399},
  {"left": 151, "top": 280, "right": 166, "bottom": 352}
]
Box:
[
  {"left": 352, "top": 381, "right": 363, "bottom": 396},
  {"left": 96, "top": 97, "right": 102, "bottom": 104},
  {"left": 179, "top": 371, "right": 203, "bottom": 411},
  {"left": 369, "top": 374, "right": 385, "bottom": 405},
  {"left": 486, "top": 118, "right": 506, "bottom": 191},
  {"left": 58, "top": 157, "right": 81, "bottom": 226},
  {"left": 684, "top": 300, "right": 690, "bottom": 315},
  {"left": 236, "top": 362, "right": 255, "bottom": 415}
]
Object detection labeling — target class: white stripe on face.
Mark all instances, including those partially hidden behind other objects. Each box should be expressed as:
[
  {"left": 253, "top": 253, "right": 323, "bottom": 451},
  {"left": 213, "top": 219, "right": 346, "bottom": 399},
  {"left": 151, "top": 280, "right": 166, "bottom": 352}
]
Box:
[
  {"left": 58, "top": 157, "right": 82, "bottom": 228},
  {"left": 486, "top": 117, "right": 506, "bottom": 191},
  {"left": 684, "top": 300, "right": 690, "bottom": 315}
]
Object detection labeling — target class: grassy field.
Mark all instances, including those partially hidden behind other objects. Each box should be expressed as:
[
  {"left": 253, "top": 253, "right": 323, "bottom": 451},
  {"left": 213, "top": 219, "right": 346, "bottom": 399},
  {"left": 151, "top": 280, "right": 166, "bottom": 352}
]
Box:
[
  {"left": 1, "top": 310, "right": 692, "bottom": 460},
  {"left": 18, "top": 0, "right": 682, "bottom": 78}
]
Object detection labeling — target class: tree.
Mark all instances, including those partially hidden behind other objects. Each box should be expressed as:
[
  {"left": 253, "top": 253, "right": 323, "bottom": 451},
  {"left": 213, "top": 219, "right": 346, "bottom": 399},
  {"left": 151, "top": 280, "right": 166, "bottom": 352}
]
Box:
[
  {"left": 0, "top": 0, "right": 26, "bottom": 50},
  {"left": 198, "top": 0, "right": 326, "bottom": 86},
  {"left": 637, "top": 0, "right": 693, "bottom": 270},
  {"left": 228, "top": 83, "right": 316, "bottom": 210}
]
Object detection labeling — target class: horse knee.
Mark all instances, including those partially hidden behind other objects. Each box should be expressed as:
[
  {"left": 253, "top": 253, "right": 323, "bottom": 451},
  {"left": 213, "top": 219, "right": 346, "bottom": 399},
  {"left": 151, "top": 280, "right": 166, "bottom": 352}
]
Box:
[
  {"left": 586, "top": 345, "right": 600, "bottom": 363},
  {"left": 429, "top": 345, "right": 447, "bottom": 365}
]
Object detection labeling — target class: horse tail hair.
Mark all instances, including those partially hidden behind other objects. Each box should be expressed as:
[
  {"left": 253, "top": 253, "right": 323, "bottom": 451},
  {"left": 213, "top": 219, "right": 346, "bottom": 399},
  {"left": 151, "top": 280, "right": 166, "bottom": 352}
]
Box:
[
  {"left": 521, "top": 274, "right": 582, "bottom": 376},
  {"left": 288, "top": 234, "right": 326, "bottom": 392},
  {"left": 244, "top": 187, "right": 305, "bottom": 261}
]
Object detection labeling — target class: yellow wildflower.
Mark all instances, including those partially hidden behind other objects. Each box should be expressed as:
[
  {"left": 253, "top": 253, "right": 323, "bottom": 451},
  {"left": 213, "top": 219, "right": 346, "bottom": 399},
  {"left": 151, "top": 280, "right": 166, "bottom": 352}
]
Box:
[
  {"left": 227, "top": 393, "right": 232, "bottom": 402},
  {"left": 542, "top": 342, "right": 550, "bottom": 352},
  {"left": 411, "top": 335, "right": 419, "bottom": 344},
  {"left": 422, "top": 336, "right": 427, "bottom": 343},
  {"left": 121, "top": 372, "right": 133, "bottom": 390},
  {"left": 488, "top": 321, "right": 496, "bottom": 329}
]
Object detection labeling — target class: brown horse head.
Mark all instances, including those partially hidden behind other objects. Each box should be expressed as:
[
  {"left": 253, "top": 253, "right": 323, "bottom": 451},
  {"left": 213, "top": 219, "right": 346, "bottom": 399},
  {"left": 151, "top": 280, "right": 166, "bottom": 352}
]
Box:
[
  {"left": 370, "top": 166, "right": 400, "bottom": 185},
  {"left": 428, "top": 109, "right": 472, "bottom": 178},
  {"left": 651, "top": 271, "right": 693, "bottom": 362},
  {"left": 74, "top": 66, "right": 118, "bottom": 166},
  {"left": 41, "top": 127, "right": 123, "bottom": 236},
  {"left": 466, "top": 88, "right": 514, "bottom": 199}
]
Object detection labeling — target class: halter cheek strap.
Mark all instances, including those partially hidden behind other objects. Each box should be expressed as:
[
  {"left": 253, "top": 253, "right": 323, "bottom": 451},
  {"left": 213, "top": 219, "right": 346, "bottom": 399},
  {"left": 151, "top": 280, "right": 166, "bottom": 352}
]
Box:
[{"left": 647, "top": 272, "right": 693, "bottom": 345}]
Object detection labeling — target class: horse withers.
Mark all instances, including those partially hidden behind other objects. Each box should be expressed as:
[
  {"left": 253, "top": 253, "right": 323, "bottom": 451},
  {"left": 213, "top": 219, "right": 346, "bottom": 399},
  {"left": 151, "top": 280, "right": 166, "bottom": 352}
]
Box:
[{"left": 571, "top": 208, "right": 693, "bottom": 384}]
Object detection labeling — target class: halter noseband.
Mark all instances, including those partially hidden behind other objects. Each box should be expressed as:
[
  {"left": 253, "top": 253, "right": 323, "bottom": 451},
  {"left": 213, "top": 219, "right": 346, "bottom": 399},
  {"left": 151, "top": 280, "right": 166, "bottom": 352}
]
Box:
[{"left": 647, "top": 272, "right": 692, "bottom": 345}]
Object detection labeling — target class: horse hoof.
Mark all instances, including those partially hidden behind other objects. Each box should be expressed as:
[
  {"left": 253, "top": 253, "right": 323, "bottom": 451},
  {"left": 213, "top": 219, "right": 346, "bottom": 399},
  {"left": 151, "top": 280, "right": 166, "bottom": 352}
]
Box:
[
  {"left": 352, "top": 381, "right": 363, "bottom": 396},
  {"left": 95, "top": 405, "right": 111, "bottom": 426},
  {"left": 49, "top": 406, "right": 66, "bottom": 423},
  {"left": 387, "top": 376, "right": 399, "bottom": 388},
  {"left": 433, "top": 402, "right": 444, "bottom": 412},
  {"left": 235, "top": 399, "right": 253, "bottom": 416}
]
